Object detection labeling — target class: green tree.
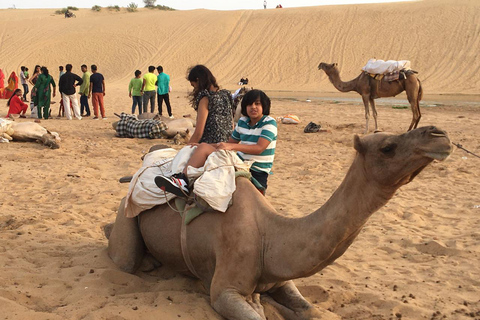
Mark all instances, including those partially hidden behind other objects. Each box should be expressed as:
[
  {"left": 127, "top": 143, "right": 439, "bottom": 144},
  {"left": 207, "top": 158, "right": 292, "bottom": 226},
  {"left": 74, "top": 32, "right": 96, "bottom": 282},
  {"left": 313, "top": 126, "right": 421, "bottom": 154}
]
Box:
[{"left": 143, "top": 0, "right": 156, "bottom": 7}]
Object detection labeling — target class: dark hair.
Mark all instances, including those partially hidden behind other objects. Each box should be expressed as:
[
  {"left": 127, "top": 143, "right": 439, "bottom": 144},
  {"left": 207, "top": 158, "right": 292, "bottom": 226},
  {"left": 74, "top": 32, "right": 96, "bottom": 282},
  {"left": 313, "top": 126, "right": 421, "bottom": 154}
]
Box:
[
  {"left": 157, "top": 65, "right": 163, "bottom": 73},
  {"left": 33, "top": 65, "right": 41, "bottom": 74},
  {"left": 91, "top": 64, "right": 97, "bottom": 71},
  {"left": 240, "top": 89, "right": 271, "bottom": 117},
  {"left": 25, "top": 67, "right": 29, "bottom": 71},
  {"left": 65, "top": 64, "right": 72, "bottom": 72},
  {"left": 21, "top": 66, "right": 25, "bottom": 71},
  {"left": 135, "top": 70, "right": 141, "bottom": 77},
  {"left": 81, "top": 64, "right": 87, "bottom": 69},
  {"left": 186, "top": 65, "right": 219, "bottom": 108},
  {"left": 7, "top": 89, "right": 22, "bottom": 106},
  {"left": 148, "top": 66, "right": 155, "bottom": 72},
  {"left": 59, "top": 66, "right": 64, "bottom": 71},
  {"left": 41, "top": 66, "right": 49, "bottom": 76}
]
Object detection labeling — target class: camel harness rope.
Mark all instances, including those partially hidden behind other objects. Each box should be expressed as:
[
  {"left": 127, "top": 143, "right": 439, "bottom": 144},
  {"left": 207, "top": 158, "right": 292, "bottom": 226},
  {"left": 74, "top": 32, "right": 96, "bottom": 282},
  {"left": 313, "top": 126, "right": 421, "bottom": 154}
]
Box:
[{"left": 453, "top": 142, "right": 480, "bottom": 159}]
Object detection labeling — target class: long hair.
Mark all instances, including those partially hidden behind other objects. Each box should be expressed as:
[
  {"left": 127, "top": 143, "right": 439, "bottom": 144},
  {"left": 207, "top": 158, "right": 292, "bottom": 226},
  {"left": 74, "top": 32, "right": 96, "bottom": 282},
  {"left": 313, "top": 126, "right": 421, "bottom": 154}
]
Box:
[
  {"left": 186, "top": 65, "right": 219, "bottom": 109},
  {"left": 7, "top": 89, "right": 22, "bottom": 106},
  {"left": 32, "top": 65, "right": 41, "bottom": 75}
]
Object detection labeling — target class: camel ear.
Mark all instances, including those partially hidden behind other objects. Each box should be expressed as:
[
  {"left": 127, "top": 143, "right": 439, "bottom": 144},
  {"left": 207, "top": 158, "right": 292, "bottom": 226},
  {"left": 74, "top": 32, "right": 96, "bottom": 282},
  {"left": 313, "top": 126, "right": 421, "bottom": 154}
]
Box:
[
  {"left": 353, "top": 135, "right": 365, "bottom": 154},
  {"left": 333, "top": 63, "right": 338, "bottom": 67}
]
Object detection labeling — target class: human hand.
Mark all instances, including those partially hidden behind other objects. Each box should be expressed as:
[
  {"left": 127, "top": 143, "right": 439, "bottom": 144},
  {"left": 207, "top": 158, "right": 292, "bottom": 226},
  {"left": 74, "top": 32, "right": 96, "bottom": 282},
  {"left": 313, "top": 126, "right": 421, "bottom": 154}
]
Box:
[{"left": 216, "top": 142, "right": 231, "bottom": 150}]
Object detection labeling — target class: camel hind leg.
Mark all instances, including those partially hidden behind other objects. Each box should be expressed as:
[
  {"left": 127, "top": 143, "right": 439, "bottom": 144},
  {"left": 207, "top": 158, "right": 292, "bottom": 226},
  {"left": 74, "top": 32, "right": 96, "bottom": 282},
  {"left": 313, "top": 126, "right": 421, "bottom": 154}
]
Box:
[
  {"left": 406, "top": 77, "right": 422, "bottom": 131},
  {"left": 369, "top": 98, "right": 378, "bottom": 132}
]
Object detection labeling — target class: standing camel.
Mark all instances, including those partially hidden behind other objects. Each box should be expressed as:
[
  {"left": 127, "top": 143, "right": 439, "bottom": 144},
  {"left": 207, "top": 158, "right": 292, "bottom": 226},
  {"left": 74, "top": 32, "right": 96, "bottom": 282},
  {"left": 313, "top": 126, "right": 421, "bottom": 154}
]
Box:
[
  {"left": 105, "top": 126, "right": 452, "bottom": 319},
  {"left": 318, "top": 62, "right": 423, "bottom": 133}
]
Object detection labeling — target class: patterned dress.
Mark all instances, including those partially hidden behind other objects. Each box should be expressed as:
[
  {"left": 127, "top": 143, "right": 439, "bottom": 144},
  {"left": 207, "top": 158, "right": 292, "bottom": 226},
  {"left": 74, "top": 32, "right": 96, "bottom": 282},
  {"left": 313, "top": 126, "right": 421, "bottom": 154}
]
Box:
[{"left": 195, "top": 89, "right": 234, "bottom": 144}]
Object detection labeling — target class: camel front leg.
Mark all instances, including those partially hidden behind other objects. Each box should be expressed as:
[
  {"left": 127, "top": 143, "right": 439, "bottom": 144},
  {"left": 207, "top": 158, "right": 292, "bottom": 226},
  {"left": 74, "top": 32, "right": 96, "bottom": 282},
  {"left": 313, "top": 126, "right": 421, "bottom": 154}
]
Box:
[
  {"left": 361, "top": 95, "right": 370, "bottom": 134},
  {"left": 369, "top": 98, "right": 378, "bottom": 132},
  {"left": 265, "top": 280, "right": 321, "bottom": 320},
  {"left": 212, "top": 289, "right": 266, "bottom": 320}
]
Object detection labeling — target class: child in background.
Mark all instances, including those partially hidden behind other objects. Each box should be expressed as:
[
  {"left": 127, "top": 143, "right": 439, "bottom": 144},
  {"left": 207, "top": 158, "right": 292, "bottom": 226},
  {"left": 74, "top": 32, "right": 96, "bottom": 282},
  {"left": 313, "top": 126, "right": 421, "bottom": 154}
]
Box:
[
  {"left": 129, "top": 70, "right": 143, "bottom": 115},
  {"left": 155, "top": 89, "right": 277, "bottom": 196}
]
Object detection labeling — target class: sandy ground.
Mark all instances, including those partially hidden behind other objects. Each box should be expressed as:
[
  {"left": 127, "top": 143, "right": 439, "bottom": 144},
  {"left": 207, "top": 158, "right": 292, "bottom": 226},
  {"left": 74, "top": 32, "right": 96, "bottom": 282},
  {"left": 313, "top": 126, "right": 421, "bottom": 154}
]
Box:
[{"left": 1, "top": 1, "right": 480, "bottom": 319}]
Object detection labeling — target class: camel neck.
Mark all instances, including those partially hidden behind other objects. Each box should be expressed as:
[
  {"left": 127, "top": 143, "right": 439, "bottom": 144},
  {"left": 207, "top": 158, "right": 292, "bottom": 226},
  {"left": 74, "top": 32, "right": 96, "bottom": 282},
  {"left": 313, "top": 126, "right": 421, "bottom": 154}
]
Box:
[
  {"left": 326, "top": 68, "right": 360, "bottom": 93},
  {"left": 262, "top": 154, "right": 396, "bottom": 283}
]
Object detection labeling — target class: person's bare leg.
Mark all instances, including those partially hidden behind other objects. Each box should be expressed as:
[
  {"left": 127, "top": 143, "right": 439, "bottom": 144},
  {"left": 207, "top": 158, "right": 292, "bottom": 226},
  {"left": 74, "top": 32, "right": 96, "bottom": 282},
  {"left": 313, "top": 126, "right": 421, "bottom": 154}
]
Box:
[{"left": 182, "top": 143, "right": 216, "bottom": 175}]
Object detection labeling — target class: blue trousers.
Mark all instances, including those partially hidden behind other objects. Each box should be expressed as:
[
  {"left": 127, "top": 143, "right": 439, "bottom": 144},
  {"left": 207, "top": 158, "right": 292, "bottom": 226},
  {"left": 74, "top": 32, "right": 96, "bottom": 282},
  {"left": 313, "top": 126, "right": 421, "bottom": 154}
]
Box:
[{"left": 132, "top": 96, "right": 143, "bottom": 114}]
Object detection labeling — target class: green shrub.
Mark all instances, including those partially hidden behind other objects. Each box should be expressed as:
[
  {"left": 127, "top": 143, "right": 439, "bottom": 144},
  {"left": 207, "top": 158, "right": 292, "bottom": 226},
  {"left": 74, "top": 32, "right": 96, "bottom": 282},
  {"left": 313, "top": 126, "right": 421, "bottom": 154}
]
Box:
[
  {"left": 155, "top": 4, "right": 175, "bottom": 10},
  {"left": 54, "top": 8, "right": 67, "bottom": 14},
  {"left": 91, "top": 5, "right": 101, "bottom": 11},
  {"left": 127, "top": 3, "right": 138, "bottom": 12},
  {"left": 67, "top": 6, "right": 78, "bottom": 10},
  {"left": 108, "top": 5, "right": 121, "bottom": 11}
]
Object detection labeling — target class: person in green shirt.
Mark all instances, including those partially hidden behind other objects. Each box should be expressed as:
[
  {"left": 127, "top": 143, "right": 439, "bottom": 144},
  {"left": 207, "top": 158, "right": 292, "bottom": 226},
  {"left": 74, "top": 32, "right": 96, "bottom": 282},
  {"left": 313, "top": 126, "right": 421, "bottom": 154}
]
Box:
[
  {"left": 141, "top": 66, "right": 157, "bottom": 113},
  {"left": 79, "top": 64, "right": 91, "bottom": 117},
  {"left": 129, "top": 70, "right": 143, "bottom": 114}
]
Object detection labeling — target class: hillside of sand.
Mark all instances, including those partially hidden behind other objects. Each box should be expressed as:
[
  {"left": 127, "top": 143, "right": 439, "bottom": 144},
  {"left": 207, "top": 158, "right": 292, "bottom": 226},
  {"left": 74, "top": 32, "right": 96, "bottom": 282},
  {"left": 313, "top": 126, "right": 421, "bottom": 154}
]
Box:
[
  {"left": 0, "top": 0, "right": 479, "bottom": 95},
  {"left": 0, "top": 1, "right": 479, "bottom": 320}
]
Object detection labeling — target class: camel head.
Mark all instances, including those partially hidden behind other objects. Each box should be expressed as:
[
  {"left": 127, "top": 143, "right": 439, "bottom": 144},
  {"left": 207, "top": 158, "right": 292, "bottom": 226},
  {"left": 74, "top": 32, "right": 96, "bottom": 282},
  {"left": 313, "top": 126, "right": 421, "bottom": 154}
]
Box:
[
  {"left": 317, "top": 62, "right": 338, "bottom": 72},
  {"left": 353, "top": 126, "right": 452, "bottom": 189},
  {"left": 40, "top": 131, "right": 60, "bottom": 149}
]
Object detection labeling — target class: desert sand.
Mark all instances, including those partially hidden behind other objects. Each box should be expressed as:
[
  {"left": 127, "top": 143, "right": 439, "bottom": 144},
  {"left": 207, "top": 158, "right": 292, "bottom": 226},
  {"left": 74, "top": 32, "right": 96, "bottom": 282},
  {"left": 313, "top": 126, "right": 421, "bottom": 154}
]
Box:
[{"left": 1, "top": 0, "right": 479, "bottom": 319}]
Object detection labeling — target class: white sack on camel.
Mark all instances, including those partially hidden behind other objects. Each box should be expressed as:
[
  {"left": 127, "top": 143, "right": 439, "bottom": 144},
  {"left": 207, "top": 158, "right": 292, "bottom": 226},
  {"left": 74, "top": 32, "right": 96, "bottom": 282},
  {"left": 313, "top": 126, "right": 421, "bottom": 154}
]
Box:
[
  {"left": 362, "top": 58, "right": 411, "bottom": 74},
  {"left": 125, "top": 146, "right": 250, "bottom": 218}
]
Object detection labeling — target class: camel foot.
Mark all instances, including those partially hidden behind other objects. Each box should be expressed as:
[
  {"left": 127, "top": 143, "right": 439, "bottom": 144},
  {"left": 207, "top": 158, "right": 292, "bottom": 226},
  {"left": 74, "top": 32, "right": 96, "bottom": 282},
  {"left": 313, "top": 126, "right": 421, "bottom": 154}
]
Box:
[{"left": 139, "top": 252, "right": 162, "bottom": 272}]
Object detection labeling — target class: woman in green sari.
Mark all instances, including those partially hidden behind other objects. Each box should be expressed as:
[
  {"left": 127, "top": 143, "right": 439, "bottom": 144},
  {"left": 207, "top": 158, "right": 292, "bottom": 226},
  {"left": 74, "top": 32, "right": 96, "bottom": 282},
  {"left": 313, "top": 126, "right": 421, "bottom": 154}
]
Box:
[{"left": 34, "top": 66, "right": 56, "bottom": 119}]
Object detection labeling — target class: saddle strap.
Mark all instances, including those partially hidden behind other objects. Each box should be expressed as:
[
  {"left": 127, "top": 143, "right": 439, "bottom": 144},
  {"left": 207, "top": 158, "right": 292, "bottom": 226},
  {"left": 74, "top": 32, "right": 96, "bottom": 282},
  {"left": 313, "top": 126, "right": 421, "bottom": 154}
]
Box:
[{"left": 180, "top": 203, "right": 201, "bottom": 279}]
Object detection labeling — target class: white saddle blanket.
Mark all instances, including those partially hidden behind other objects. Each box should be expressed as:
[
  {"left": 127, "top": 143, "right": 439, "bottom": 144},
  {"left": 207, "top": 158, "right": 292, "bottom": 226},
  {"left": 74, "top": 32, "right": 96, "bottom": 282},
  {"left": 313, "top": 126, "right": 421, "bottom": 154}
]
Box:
[
  {"left": 362, "top": 59, "right": 411, "bottom": 74},
  {"left": 124, "top": 146, "right": 250, "bottom": 218}
]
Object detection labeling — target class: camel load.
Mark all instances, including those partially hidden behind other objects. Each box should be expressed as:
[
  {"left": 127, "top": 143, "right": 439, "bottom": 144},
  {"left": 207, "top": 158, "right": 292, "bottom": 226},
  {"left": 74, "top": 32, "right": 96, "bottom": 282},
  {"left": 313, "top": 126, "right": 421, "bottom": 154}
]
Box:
[
  {"left": 105, "top": 126, "right": 452, "bottom": 320},
  {"left": 0, "top": 118, "right": 60, "bottom": 149},
  {"left": 123, "top": 146, "right": 251, "bottom": 218},
  {"left": 362, "top": 58, "right": 411, "bottom": 74}
]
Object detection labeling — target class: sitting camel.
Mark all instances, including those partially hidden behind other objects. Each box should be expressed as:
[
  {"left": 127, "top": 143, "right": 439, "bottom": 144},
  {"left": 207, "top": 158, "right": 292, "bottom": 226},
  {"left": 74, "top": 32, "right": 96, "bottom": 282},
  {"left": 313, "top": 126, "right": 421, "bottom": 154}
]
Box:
[
  {"left": 318, "top": 62, "right": 423, "bottom": 133},
  {"left": 106, "top": 126, "right": 452, "bottom": 319}
]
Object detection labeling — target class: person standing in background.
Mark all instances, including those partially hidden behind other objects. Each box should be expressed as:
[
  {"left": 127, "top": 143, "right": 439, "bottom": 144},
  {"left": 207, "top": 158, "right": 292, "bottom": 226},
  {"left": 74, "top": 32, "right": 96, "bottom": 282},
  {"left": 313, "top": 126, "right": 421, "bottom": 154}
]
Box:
[
  {"left": 264, "top": 0, "right": 267, "bottom": 9},
  {"left": 129, "top": 70, "right": 143, "bottom": 115},
  {"left": 58, "top": 64, "right": 83, "bottom": 120},
  {"left": 59, "top": 66, "right": 65, "bottom": 84},
  {"left": 20, "top": 66, "right": 29, "bottom": 101},
  {"left": 141, "top": 66, "right": 157, "bottom": 113},
  {"left": 156, "top": 65, "right": 173, "bottom": 118},
  {"left": 88, "top": 64, "right": 106, "bottom": 120},
  {"left": 79, "top": 64, "right": 91, "bottom": 117}
]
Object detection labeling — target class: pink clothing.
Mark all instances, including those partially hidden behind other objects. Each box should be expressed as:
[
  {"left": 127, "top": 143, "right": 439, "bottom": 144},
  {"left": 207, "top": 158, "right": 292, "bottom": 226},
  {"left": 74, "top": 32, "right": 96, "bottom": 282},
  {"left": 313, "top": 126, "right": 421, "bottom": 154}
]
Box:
[{"left": 7, "top": 95, "right": 28, "bottom": 116}]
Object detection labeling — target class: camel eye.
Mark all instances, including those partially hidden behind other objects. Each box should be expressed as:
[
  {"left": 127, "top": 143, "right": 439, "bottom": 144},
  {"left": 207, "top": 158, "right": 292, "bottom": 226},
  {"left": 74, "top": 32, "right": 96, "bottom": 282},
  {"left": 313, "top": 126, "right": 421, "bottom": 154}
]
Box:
[{"left": 380, "top": 144, "right": 397, "bottom": 155}]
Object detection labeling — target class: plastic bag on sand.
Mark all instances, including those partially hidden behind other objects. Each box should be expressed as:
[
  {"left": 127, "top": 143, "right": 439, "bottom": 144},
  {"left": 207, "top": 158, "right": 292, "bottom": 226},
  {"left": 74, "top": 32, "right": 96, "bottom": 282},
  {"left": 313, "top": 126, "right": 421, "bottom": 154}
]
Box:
[{"left": 278, "top": 114, "right": 300, "bottom": 124}]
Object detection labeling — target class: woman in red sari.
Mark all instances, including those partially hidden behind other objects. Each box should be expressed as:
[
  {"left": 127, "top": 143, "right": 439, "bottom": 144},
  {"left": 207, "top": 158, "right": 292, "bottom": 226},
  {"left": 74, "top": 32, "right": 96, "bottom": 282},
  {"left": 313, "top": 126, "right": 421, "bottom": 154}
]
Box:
[
  {"left": 1, "top": 71, "right": 19, "bottom": 99},
  {"left": 6, "top": 89, "right": 28, "bottom": 118}
]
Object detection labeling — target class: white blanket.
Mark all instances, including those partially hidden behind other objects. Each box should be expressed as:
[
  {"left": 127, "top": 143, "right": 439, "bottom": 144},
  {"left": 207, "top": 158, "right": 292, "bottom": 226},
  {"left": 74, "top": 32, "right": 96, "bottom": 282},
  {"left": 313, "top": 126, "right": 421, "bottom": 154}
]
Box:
[
  {"left": 124, "top": 146, "right": 250, "bottom": 218},
  {"left": 362, "top": 59, "right": 411, "bottom": 74}
]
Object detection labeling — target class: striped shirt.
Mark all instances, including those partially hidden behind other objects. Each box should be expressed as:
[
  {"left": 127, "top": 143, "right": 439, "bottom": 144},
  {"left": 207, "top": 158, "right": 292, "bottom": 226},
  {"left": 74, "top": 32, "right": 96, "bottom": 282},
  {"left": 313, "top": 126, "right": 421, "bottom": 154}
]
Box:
[{"left": 232, "top": 115, "right": 277, "bottom": 174}]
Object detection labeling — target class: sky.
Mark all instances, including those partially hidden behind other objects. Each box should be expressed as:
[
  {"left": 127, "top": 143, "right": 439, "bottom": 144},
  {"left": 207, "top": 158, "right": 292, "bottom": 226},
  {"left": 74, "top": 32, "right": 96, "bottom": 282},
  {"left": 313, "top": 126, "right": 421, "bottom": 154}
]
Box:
[{"left": 1, "top": 0, "right": 415, "bottom": 10}]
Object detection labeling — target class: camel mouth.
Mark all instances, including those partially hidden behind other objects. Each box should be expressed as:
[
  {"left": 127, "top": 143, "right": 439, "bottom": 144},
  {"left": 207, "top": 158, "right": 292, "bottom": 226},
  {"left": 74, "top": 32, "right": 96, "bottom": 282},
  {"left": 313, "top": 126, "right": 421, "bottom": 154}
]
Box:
[{"left": 425, "top": 151, "right": 451, "bottom": 161}]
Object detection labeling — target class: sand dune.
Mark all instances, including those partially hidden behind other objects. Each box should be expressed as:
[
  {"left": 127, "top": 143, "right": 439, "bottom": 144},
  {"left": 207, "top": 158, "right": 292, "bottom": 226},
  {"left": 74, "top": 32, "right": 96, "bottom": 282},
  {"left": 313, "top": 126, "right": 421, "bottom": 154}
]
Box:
[
  {"left": 0, "top": 0, "right": 479, "bottom": 94},
  {"left": 1, "top": 1, "right": 479, "bottom": 319}
]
